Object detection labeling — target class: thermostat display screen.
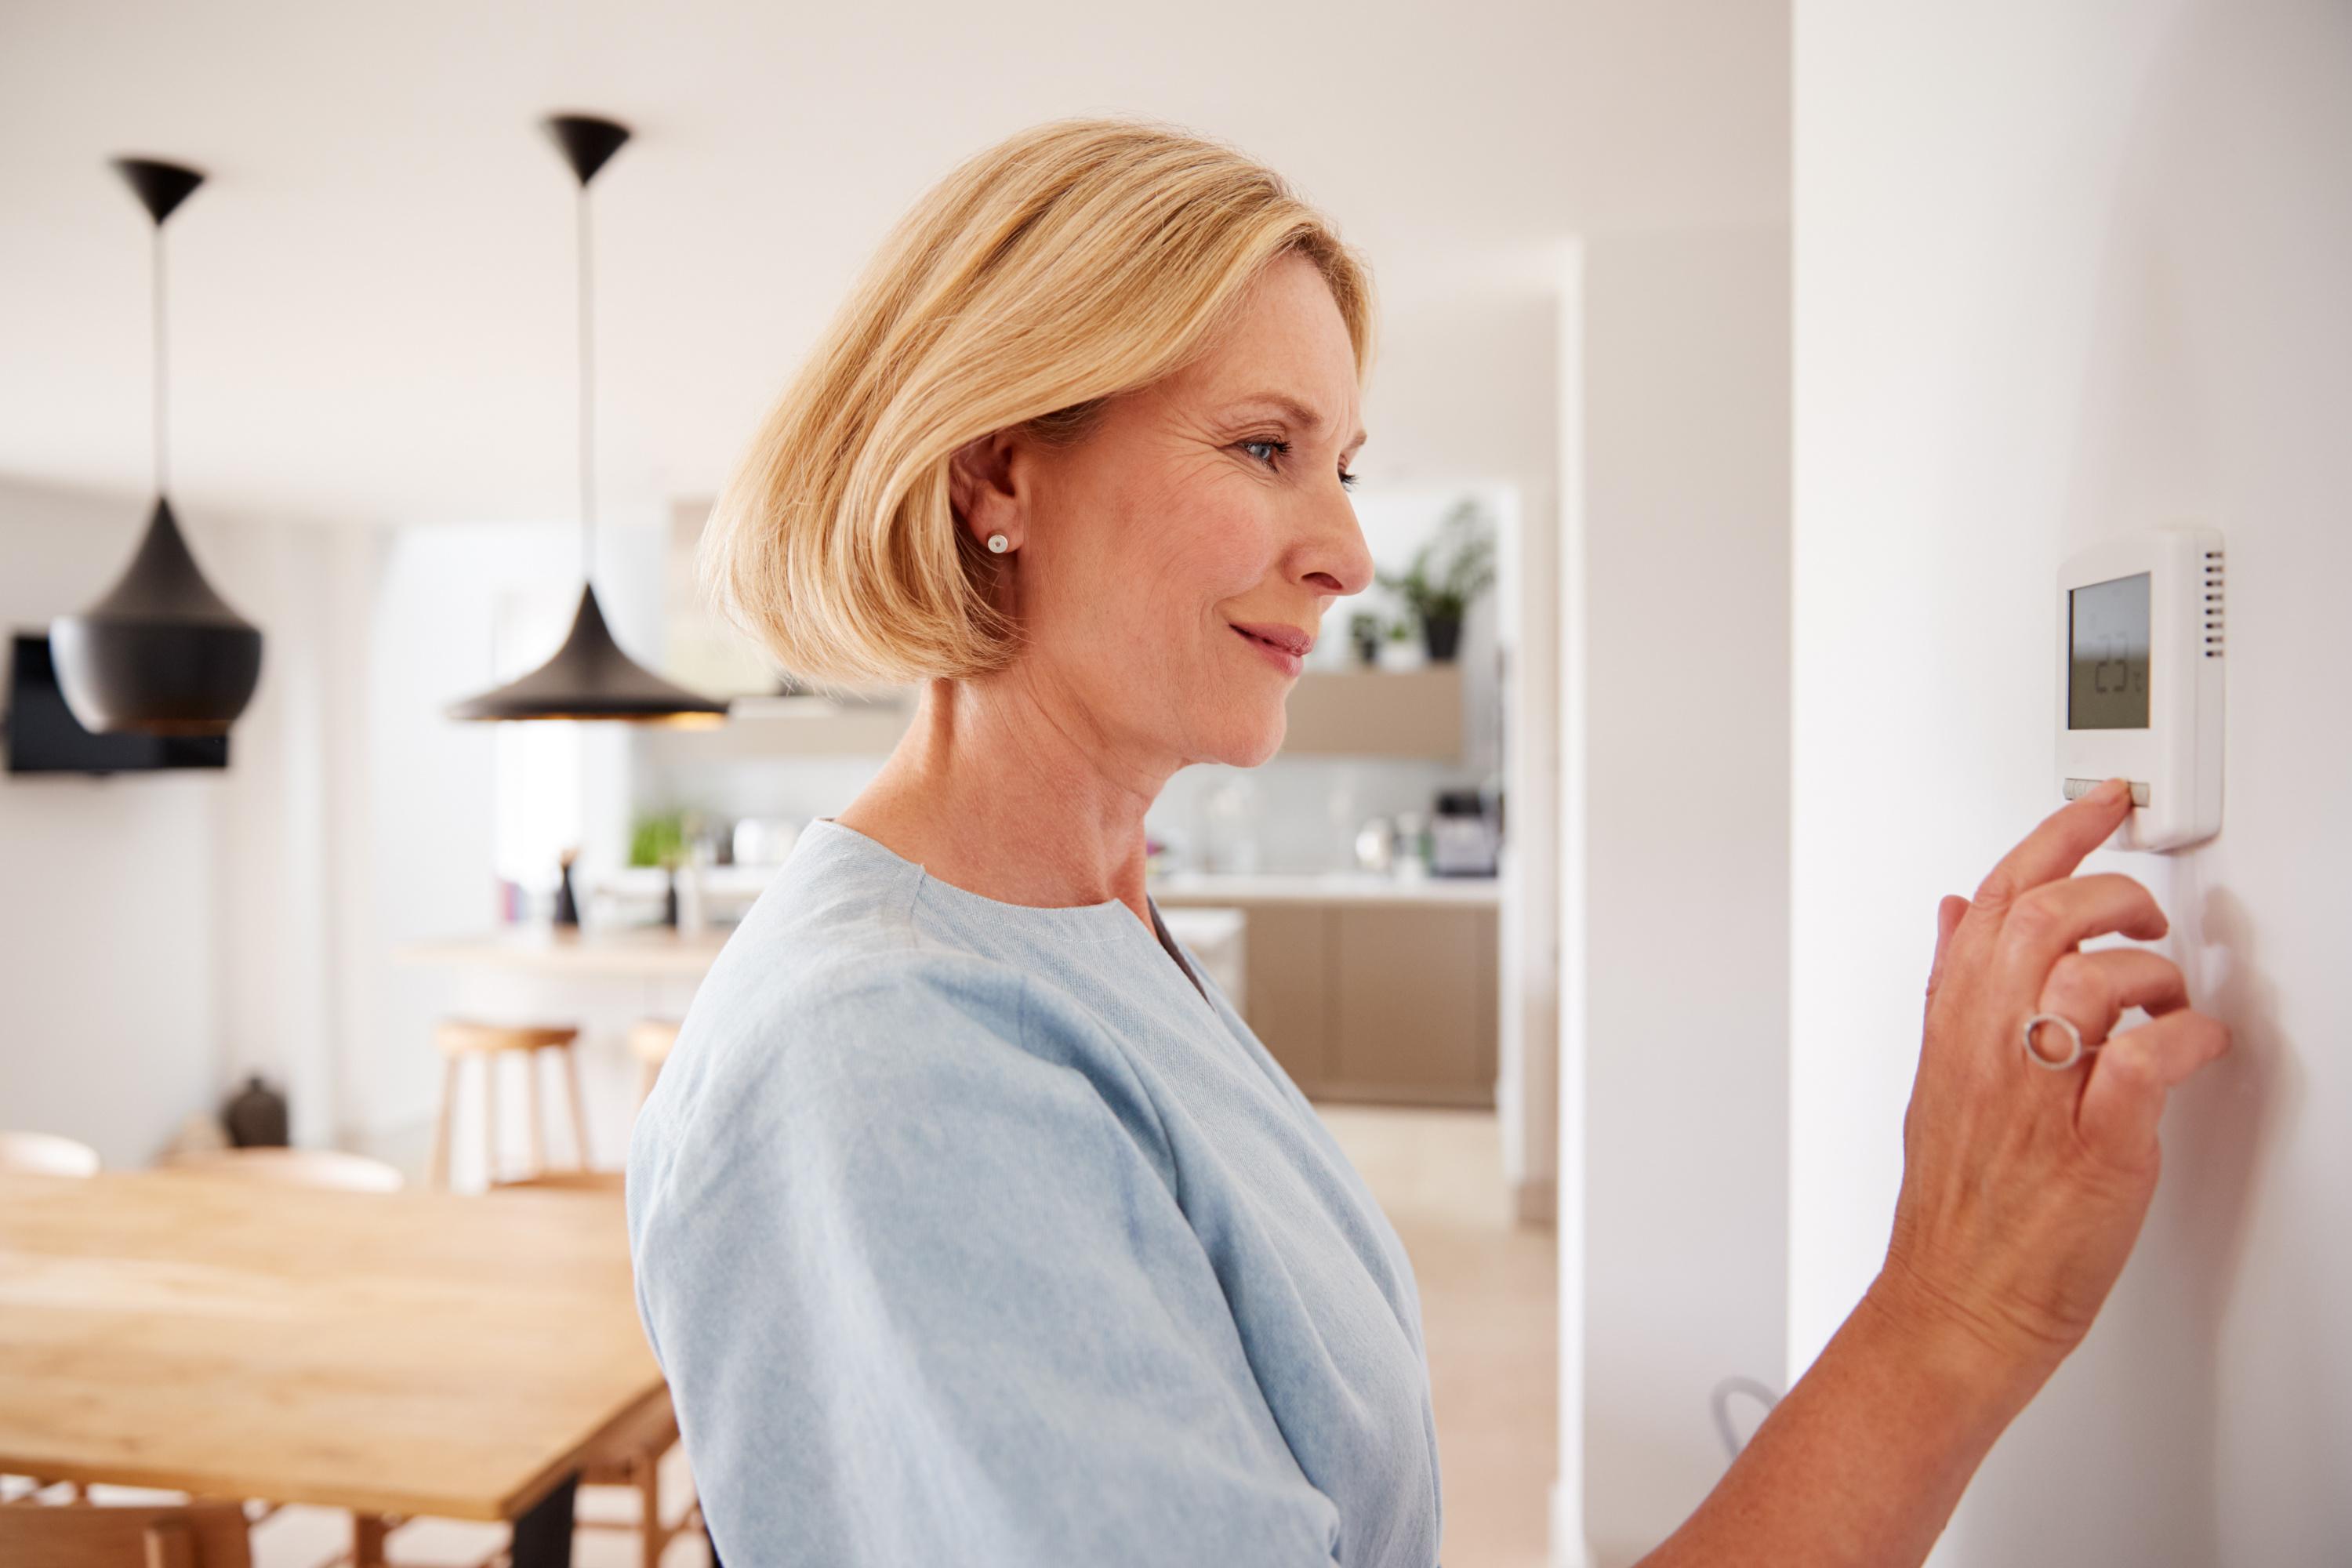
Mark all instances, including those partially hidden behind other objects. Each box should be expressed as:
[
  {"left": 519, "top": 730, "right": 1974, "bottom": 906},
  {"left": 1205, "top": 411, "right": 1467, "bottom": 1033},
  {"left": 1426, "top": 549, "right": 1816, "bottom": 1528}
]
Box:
[{"left": 2069, "top": 572, "right": 2151, "bottom": 731}]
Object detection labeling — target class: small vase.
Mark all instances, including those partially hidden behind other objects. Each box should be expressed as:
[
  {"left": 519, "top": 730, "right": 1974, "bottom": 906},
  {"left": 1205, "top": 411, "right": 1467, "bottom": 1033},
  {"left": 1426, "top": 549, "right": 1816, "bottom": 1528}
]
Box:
[{"left": 223, "top": 1075, "right": 289, "bottom": 1149}]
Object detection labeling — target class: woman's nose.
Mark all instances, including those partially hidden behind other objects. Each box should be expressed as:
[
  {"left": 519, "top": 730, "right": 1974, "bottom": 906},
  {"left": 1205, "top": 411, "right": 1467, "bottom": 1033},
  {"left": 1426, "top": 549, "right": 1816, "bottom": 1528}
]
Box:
[{"left": 1300, "top": 490, "right": 1376, "bottom": 598}]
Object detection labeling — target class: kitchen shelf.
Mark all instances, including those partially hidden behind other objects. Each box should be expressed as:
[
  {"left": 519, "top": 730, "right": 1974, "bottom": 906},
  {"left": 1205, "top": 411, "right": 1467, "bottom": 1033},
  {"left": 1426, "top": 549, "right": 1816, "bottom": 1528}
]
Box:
[{"left": 1280, "top": 666, "right": 1463, "bottom": 760}]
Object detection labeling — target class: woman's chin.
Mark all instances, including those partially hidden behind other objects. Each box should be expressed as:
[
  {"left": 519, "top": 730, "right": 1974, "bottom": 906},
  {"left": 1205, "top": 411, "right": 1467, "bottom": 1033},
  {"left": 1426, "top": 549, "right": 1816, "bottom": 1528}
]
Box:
[{"left": 1203, "top": 708, "right": 1287, "bottom": 768}]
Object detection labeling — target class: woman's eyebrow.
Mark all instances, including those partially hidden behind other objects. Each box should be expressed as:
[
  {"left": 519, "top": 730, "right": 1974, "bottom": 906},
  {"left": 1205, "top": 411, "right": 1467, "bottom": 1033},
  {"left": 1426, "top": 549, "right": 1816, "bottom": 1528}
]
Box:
[{"left": 1227, "top": 393, "right": 1370, "bottom": 453}]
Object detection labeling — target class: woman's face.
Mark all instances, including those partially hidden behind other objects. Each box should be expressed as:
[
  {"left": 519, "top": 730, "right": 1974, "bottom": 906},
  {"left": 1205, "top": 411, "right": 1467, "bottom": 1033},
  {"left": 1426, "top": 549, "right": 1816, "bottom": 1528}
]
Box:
[{"left": 964, "top": 252, "right": 1374, "bottom": 774}]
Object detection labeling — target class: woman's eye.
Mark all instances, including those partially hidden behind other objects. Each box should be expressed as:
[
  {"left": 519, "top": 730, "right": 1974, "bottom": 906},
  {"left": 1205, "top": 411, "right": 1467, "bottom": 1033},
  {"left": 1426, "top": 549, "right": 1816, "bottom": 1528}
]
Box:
[{"left": 1240, "top": 437, "right": 1356, "bottom": 492}]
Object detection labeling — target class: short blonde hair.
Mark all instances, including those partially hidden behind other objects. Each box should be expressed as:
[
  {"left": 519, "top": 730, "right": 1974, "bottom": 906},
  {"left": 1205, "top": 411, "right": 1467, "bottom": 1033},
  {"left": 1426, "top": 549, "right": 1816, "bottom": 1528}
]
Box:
[{"left": 700, "top": 116, "right": 1376, "bottom": 687}]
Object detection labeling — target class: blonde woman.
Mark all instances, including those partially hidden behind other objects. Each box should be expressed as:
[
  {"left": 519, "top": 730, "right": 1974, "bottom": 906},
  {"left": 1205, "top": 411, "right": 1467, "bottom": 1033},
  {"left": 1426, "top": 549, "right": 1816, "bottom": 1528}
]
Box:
[{"left": 626, "top": 118, "right": 2228, "bottom": 1567}]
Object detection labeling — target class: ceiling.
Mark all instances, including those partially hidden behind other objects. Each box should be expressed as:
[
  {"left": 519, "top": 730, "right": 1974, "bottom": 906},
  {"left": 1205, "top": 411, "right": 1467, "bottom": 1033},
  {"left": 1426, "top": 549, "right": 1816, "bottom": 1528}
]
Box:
[{"left": 0, "top": 0, "right": 1784, "bottom": 527}]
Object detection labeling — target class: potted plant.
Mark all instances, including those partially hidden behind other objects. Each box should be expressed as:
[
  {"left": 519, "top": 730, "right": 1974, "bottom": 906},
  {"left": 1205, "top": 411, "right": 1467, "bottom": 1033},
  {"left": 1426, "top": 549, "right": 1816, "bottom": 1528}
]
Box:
[
  {"left": 1348, "top": 611, "right": 1384, "bottom": 667},
  {"left": 1377, "top": 498, "right": 1497, "bottom": 663}
]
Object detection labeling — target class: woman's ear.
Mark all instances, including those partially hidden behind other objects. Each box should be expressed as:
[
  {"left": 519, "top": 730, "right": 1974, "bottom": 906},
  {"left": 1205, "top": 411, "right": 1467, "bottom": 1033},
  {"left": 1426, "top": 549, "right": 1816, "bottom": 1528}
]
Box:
[{"left": 947, "top": 430, "right": 1025, "bottom": 554}]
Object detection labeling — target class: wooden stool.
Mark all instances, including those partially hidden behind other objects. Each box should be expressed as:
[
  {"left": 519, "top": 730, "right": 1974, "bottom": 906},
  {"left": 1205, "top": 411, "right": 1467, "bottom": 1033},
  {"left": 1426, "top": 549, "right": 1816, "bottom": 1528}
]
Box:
[
  {"left": 428, "top": 1021, "right": 588, "bottom": 1190},
  {"left": 628, "top": 1018, "right": 681, "bottom": 1108}
]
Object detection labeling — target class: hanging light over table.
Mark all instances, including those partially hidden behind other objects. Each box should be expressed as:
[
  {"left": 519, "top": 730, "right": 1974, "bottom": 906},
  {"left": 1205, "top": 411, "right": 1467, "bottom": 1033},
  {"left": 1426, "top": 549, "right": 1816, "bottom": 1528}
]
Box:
[
  {"left": 448, "top": 114, "right": 728, "bottom": 727},
  {"left": 49, "top": 158, "right": 263, "bottom": 738}
]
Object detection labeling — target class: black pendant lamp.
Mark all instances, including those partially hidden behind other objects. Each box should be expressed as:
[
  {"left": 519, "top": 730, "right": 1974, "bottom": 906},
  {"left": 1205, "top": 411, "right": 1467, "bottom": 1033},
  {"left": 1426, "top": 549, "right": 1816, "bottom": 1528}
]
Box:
[
  {"left": 448, "top": 114, "right": 728, "bottom": 727},
  {"left": 50, "top": 158, "right": 263, "bottom": 738}
]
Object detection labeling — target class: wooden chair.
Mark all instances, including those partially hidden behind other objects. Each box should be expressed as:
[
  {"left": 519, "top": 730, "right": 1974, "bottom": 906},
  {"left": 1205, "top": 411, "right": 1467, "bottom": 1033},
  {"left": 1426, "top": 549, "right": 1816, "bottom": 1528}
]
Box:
[
  {"left": 0, "top": 1130, "right": 102, "bottom": 1177},
  {"left": 627, "top": 1018, "right": 681, "bottom": 1108},
  {"left": 492, "top": 1173, "right": 702, "bottom": 1567},
  {"left": 0, "top": 1497, "right": 252, "bottom": 1568},
  {"left": 428, "top": 1022, "right": 589, "bottom": 1191},
  {"left": 159, "top": 1148, "right": 404, "bottom": 1192}
]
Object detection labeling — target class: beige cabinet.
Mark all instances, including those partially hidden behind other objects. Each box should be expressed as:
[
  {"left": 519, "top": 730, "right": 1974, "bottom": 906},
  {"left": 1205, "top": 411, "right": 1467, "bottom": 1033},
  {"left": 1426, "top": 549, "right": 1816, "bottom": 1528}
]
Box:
[{"left": 1161, "top": 893, "right": 1499, "bottom": 1108}]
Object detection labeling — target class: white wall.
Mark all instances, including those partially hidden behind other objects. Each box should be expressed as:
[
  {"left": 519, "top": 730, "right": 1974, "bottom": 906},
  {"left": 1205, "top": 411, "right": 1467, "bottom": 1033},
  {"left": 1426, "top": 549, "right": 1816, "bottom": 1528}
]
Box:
[
  {"left": 1563, "top": 223, "right": 1792, "bottom": 1566},
  {"left": 1791, "top": 2, "right": 2352, "bottom": 1562},
  {"left": 1545, "top": 7, "right": 1794, "bottom": 1562},
  {"left": 0, "top": 479, "right": 332, "bottom": 1163}
]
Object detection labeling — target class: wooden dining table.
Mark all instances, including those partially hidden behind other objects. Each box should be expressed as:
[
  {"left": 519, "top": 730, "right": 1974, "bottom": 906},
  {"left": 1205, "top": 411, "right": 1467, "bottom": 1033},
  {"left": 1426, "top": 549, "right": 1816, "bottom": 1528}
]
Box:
[{"left": 0, "top": 1168, "right": 666, "bottom": 1567}]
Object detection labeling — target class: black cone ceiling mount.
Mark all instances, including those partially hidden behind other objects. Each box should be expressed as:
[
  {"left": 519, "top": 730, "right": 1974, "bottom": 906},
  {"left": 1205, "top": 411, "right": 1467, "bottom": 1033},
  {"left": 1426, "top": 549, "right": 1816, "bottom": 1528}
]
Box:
[
  {"left": 448, "top": 114, "right": 728, "bottom": 727},
  {"left": 50, "top": 156, "right": 263, "bottom": 739}
]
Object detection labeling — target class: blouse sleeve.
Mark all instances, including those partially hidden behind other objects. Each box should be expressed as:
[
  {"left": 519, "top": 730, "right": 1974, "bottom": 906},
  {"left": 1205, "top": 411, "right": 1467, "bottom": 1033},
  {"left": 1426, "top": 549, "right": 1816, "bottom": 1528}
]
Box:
[{"left": 627, "top": 955, "right": 1344, "bottom": 1567}]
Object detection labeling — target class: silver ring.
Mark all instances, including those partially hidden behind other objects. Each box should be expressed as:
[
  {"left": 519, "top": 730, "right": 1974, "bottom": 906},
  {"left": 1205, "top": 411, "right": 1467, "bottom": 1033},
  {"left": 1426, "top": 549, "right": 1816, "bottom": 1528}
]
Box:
[{"left": 2021, "top": 1012, "right": 2093, "bottom": 1071}]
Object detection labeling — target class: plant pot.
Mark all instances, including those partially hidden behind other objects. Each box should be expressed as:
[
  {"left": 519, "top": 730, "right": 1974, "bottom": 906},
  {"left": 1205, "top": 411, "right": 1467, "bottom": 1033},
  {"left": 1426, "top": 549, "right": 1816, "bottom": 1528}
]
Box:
[
  {"left": 1421, "top": 615, "right": 1463, "bottom": 663},
  {"left": 1352, "top": 633, "right": 1381, "bottom": 666}
]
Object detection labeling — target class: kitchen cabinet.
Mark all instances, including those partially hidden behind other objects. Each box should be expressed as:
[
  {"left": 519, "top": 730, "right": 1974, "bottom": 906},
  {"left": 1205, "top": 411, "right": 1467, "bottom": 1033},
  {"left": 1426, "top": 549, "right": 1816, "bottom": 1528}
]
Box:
[{"left": 1156, "top": 885, "right": 1500, "bottom": 1108}]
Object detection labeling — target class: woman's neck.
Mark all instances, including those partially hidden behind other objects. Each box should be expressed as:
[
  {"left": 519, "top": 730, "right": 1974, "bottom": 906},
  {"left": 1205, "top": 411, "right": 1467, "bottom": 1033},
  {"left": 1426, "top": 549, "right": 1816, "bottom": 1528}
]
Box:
[{"left": 833, "top": 675, "right": 1173, "bottom": 929}]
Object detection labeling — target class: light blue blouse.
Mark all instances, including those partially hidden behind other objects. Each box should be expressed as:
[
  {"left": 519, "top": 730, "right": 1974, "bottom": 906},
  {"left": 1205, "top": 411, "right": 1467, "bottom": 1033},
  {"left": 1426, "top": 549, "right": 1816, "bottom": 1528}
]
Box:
[{"left": 626, "top": 817, "right": 1443, "bottom": 1566}]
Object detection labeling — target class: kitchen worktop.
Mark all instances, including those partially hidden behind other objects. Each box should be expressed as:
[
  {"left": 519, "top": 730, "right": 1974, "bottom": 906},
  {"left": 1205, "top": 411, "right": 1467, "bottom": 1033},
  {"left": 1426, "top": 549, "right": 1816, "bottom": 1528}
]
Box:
[{"left": 1147, "top": 870, "right": 1501, "bottom": 907}]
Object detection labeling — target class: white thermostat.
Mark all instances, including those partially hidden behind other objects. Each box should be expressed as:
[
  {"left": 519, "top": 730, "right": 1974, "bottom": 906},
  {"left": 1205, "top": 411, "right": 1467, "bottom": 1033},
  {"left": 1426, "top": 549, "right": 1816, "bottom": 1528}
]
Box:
[{"left": 2056, "top": 529, "right": 2225, "bottom": 851}]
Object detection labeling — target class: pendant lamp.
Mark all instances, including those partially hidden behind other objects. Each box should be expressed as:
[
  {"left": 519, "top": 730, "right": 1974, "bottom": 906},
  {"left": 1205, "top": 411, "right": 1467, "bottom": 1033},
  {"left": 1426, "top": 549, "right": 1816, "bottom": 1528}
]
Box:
[
  {"left": 448, "top": 114, "right": 728, "bottom": 727},
  {"left": 50, "top": 158, "right": 263, "bottom": 738}
]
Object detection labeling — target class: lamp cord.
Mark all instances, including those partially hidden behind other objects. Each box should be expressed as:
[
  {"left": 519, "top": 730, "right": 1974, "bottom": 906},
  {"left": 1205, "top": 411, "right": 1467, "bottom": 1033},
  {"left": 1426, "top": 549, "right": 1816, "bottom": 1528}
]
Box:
[
  {"left": 576, "top": 183, "right": 595, "bottom": 583},
  {"left": 153, "top": 223, "right": 168, "bottom": 499}
]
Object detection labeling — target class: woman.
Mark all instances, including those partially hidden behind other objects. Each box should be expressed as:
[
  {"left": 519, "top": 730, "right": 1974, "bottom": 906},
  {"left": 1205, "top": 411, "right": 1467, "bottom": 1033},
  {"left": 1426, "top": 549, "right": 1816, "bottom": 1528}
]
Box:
[{"left": 626, "top": 118, "right": 2230, "bottom": 1567}]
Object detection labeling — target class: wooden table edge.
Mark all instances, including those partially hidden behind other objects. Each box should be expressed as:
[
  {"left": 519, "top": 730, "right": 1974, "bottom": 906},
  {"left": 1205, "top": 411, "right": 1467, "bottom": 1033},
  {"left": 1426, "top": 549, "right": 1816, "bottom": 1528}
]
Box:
[{"left": 0, "top": 1381, "right": 671, "bottom": 1523}]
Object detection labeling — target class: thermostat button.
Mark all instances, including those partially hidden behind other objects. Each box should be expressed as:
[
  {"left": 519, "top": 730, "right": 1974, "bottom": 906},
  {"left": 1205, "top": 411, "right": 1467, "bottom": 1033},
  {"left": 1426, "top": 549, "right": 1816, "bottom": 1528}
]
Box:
[{"left": 2063, "top": 777, "right": 2151, "bottom": 807}]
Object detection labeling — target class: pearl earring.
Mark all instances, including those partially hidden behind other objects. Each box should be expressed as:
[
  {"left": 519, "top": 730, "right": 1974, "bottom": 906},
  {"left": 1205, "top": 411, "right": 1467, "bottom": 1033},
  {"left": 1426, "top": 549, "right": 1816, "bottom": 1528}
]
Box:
[{"left": 986, "top": 533, "right": 1011, "bottom": 554}]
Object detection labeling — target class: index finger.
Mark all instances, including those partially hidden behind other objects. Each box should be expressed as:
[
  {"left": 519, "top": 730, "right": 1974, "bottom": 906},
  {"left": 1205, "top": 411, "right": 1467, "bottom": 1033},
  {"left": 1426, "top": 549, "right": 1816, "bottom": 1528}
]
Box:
[{"left": 1971, "top": 778, "right": 2134, "bottom": 912}]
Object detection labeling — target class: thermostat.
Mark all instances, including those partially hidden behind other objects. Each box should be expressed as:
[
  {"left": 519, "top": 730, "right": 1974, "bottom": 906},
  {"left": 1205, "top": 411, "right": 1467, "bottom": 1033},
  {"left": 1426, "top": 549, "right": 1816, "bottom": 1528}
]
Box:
[{"left": 2056, "top": 530, "right": 2225, "bottom": 851}]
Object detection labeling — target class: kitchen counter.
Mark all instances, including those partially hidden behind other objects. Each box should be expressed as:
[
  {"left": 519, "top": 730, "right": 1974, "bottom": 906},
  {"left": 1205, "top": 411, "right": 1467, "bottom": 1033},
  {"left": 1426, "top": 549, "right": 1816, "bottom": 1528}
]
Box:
[
  {"left": 1148, "top": 871, "right": 1501, "bottom": 908},
  {"left": 397, "top": 926, "right": 732, "bottom": 979}
]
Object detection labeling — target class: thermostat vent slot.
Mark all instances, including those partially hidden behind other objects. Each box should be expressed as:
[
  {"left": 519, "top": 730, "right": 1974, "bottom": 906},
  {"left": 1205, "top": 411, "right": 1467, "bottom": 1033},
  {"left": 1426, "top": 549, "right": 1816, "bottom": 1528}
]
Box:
[{"left": 2202, "top": 550, "right": 2226, "bottom": 658}]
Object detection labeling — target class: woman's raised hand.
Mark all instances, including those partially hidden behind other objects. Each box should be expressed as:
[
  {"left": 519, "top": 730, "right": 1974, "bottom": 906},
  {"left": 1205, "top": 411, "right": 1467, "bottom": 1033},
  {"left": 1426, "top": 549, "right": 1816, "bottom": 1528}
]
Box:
[{"left": 1871, "top": 777, "right": 2233, "bottom": 1382}]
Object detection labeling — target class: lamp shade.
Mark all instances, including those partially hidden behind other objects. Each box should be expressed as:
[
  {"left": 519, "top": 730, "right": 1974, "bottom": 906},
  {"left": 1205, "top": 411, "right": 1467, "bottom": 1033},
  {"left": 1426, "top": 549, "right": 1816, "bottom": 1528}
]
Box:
[
  {"left": 50, "top": 498, "right": 263, "bottom": 737},
  {"left": 444, "top": 112, "right": 729, "bottom": 728},
  {"left": 446, "top": 584, "right": 728, "bottom": 725},
  {"left": 49, "top": 154, "right": 265, "bottom": 739}
]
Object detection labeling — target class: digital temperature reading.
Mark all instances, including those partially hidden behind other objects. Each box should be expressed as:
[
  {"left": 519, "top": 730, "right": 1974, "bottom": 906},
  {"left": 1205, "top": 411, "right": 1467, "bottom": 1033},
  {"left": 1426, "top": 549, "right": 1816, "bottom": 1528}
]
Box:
[
  {"left": 2067, "top": 572, "right": 2151, "bottom": 731},
  {"left": 2055, "top": 531, "right": 2225, "bottom": 852}
]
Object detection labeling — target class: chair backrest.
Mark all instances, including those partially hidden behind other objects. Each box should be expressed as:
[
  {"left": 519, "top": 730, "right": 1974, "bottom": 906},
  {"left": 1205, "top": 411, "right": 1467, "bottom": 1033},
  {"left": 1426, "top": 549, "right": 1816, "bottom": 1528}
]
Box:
[
  {"left": 161, "top": 1147, "right": 405, "bottom": 1192},
  {"left": 0, "top": 1130, "right": 102, "bottom": 1177},
  {"left": 0, "top": 1499, "right": 252, "bottom": 1568}
]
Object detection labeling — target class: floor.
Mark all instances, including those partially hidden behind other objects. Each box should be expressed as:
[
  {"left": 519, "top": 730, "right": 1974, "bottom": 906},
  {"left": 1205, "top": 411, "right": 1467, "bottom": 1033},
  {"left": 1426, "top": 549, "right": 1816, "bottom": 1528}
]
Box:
[
  {"left": 82, "top": 1106, "right": 1557, "bottom": 1568},
  {"left": 1320, "top": 1105, "right": 1559, "bottom": 1568}
]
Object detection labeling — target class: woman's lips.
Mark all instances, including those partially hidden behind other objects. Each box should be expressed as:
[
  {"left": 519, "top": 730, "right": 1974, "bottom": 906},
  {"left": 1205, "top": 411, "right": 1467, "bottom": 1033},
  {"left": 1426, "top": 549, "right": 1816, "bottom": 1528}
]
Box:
[{"left": 1230, "top": 621, "right": 1311, "bottom": 677}]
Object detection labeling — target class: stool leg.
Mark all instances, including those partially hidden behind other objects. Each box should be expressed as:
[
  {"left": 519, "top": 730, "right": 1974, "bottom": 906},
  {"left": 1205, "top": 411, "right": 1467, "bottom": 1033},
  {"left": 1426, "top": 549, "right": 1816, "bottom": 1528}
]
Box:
[
  {"left": 562, "top": 1043, "right": 592, "bottom": 1170},
  {"left": 525, "top": 1047, "right": 547, "bottom": 1180},
  {"left": 481, "top": 1051, "right": 501, "bottom": 1189},
  {"left": 428, "top": 1056, "right": 459, "bottom": 1191},
  {"left": 638, "top": 1451, "right": 664, "bottom": 1568}
]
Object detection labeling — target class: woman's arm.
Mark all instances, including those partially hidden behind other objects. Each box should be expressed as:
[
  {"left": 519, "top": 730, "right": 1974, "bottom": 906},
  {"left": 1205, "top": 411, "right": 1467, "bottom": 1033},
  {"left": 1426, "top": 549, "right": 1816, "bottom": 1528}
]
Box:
[
  {"left": 1637, "top": 1276, "right": 2037, "bottom": 1564},
  {"left": 1640, "top": 780, "right": 2230, "bottom": 1566}
]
